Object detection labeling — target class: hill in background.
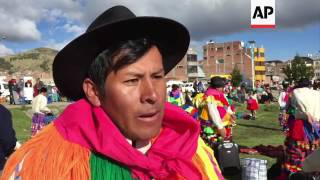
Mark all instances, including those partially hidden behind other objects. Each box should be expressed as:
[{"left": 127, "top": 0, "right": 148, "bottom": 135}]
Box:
[{"left": 0, "top": 48, "right": 58, "bottom": 74}]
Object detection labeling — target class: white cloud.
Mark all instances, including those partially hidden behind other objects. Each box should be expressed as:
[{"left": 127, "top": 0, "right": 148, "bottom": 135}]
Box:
[
  {"left": 0, "top": 0, "right": 319, "bottom": 43},
  {"left": 80, "top": 0, "right": 320, "bottom": 41},
  {"left": 0, "top": 44, "right": 14, "bottom": 56},
  {"left": 62, "top": 24, "right": 85, "bottom": 36},
  {"left": 0, "top": 0, "right": 83, "bottom": 42},
  {"left": 45, "top": 39, "right": 71, "bottom": 50}
]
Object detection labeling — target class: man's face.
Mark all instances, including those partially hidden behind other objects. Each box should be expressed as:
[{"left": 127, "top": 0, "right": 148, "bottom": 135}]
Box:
[{"left": 101, "top": 46, "right": 166, "bottom": 141}]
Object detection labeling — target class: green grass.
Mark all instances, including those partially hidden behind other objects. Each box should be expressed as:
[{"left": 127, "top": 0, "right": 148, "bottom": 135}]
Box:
[
  {"left": 224, "top": 102, "right": 285, "bottom": 179},
  {"left": 9, "top": 102, "right": 285, "bottom": 179},
  {"left": 233, "top": 103, "right": 284, "bottom": 147},
  {"left": 9, "top": 103, "right": 68, "bottom": 143},
  {"left": 10, "top": 107, "right": 32, "bottom": 143}
]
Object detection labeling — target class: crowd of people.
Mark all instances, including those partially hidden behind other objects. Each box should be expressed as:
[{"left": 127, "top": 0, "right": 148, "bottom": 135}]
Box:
[
  {"left": 6, "top": 78, "right": 61, "bottom": 105},
  {"left": 168, "top": 77, "right": 320, "bottom": 179}
]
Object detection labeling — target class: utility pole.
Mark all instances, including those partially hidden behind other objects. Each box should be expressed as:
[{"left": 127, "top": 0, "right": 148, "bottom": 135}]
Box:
[{"left": 248, "top": 40, "right": 256, "bottom": 89}]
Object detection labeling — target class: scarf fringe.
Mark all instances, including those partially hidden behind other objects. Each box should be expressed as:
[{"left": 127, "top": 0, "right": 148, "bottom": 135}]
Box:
[{"left": 1, "top": 124, "right": 90, "bottom": 180}]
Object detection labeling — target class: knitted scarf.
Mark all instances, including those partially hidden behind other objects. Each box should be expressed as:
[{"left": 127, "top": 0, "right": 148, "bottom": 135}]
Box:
[{"left": 54, "top": 99, "right": 201, "bottom": 180}]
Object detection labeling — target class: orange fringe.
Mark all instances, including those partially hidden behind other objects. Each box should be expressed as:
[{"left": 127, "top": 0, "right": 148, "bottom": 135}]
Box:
[{"left": 1, "top": 124, "right": 90, "bottom": 180}]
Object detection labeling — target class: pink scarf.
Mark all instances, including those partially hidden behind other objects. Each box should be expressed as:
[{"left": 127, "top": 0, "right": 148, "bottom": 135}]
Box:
[{"left": 54, "top": 99, "right": 201, "bottom": 180}]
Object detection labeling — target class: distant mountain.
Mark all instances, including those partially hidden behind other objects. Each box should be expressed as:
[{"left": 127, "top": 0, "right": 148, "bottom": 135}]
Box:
[{"left": 0, "top": 48, "right": 58, "bottom": 74}]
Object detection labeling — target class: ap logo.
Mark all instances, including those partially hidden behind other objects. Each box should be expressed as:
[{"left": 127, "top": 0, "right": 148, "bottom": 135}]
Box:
[{"left": 251, "top": 0, "right": 275, "bottom": 28}]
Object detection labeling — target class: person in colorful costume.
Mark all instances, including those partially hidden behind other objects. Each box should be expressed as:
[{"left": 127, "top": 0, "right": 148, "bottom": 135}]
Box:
[
  {"left": 182, "top": 91, "right": 198, "bottom": 120},
  {"left": 168, "top": 84, "right": 184, "bottom": 107},
  {"left": 280, "top": 78, "right": 320, "bottom": 178},
  {"left": 31, "top": 87, "right": 51, "bottom": 136},
  {"left": 246, "top": 91, "right": 259, "bottom": 120},
  {"left": 1, "top": 6, "right": 223, "bottom": 180},
  {"left": 198, "top": 77, "right": 236, "bottom": 144},
  {"left": 278, "top": 81, "right": 290, "bottom": 133}
]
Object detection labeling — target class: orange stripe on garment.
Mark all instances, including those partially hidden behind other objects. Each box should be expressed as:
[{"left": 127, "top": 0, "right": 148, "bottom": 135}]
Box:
[
  {"left": 192, "top": 138, "right": 224, "bottom": 180},
  {"left": 192, "top": 153, "right": 210, "bottom": 180},
  {"left": 0, "top": 124, "right": 91, "bottom": 180}
]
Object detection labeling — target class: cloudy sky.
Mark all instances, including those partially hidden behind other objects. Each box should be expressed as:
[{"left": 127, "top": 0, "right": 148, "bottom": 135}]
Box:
[{"left": 0, "top": 0, "right": 319, "bottom": 60}]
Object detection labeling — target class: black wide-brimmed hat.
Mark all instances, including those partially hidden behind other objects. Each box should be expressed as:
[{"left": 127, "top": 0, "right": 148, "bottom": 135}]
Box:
[
  {"left": 53, "top": 5, "right": 190, "bottom": 101},
  {"left": 210, "top": 76, "right": 227, "bottom": 88}
]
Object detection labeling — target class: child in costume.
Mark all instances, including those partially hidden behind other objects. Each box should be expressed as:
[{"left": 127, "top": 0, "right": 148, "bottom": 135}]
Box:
[
  {"left": 246, "top": 91, "right": 259, "bottom": 120},
  {"left": 168, "top": 84, "right": 184, "bottom": 107}
]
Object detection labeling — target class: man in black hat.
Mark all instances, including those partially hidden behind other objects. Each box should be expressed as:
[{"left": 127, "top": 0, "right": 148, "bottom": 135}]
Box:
[{"left": 1, "top": 5, "right": 223, "bottom": 180}]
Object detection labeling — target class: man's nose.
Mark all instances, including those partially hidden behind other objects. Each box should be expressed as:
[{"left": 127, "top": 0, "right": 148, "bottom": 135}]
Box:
[{"left": 140, "top": 79, "right": 157, "bottom": 104}]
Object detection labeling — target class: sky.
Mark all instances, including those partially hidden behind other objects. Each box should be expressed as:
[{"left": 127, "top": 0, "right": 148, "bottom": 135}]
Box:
[{"left": 0, "top": 0, "right": 319, "bottom": 61}]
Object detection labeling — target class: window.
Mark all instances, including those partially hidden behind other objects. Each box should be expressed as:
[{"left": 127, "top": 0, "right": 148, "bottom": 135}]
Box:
[
  {"left": 177, "top": 65, "right": 183, "bottom": 69},
  {"left": 187, "top": 66, "right": 198, "bottom": 73},
  {"left": 217, "top": 59, "right": 224, "bottom": 64},
  {"left": 255, "top": 71, "right": 265, "bottom": 75},
  {"left": 187, "top": 54, "right": 197, "bottom": 62},
  {"left": 254, "top": 61, "right": 265, "bottom": 66},
  {"left": 259, "top": 52, "right": 264, "bottom": 57},
  {"left": 217, "top": 47, "right": 223, "bottom": 51},
  {"left": 227, "top": 46, "right": 230, "bottom": 50}
]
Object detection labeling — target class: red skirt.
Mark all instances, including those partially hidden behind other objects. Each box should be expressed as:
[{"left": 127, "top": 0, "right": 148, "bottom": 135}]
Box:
[{"left": 247, "top": 99, "right": 259, "bottom": 110}]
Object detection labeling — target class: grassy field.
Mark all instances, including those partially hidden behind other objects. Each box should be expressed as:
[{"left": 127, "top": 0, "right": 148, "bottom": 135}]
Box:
[
  {"left": 7, "top": 102, "right": 284, "bottom": 180},
  {"left": 225, "top": 103, "right": 285, "bottom": 179}
]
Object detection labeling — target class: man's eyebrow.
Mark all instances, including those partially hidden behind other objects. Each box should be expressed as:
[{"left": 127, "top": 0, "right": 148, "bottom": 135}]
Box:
[
  {"left": 125, "top": 72, "right": 144, "bottom": 77},
  {"left": 152, "top": 68, "right": 164, "bottom": 75},
  {"left": 125, "top": 68, "right": 164, "bottom": 76}
]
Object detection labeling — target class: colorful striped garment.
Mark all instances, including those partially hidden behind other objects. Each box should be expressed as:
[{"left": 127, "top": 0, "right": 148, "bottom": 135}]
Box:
[
  {"left": 1, "top": 100, "right": 223, "bottom": 180},
  {"left": 199, "top": 88, "right": 233, "bottom": 127}
]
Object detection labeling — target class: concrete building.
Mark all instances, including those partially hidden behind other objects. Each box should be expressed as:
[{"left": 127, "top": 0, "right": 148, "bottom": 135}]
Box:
[
  {"left": 265, "top": 60, "right": 286, "bottom": 83},
  {"left": 165, "top": 48, "right": 205, "bottom": 82},
  {"left": 312, "top": 57, "right": 320, "bottom": 80}
]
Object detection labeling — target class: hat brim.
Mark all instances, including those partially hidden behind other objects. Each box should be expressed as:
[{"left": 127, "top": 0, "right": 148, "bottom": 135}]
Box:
[{"left": 53, "top": 17, "right": 190, "bottom": 101}]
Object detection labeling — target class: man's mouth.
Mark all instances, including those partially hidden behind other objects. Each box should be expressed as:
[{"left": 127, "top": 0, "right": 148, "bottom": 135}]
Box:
[{"left": 138, "top": 111, "right": 161, "bottom": 123}]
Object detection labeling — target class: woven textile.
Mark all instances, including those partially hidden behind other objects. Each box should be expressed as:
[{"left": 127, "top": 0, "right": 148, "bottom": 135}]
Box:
[{"left": 241, "top": 158, "right": 267, "bottom": 180}]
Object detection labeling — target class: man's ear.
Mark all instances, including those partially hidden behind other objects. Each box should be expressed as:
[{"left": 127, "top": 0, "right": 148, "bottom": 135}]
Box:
[{"left": 83, "top": 78, "right": 101, "bottom": 107}]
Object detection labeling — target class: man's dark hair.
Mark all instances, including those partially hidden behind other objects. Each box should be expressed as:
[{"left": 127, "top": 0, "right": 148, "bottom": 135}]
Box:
[
  {"left": 171, "top": 84, "right": 179, "bottom": 91},
  {"left": 87, "top": 38, "right": 156, "bottom": 97},
  {"left": 40, "top": 87, "right": 47, "bottom": 93},
  {"left": 210, "top": 76, "right": 226, "bottom": 88}
]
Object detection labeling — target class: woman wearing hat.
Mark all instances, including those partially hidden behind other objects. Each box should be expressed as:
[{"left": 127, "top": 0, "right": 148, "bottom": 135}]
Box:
[
  {"left": 279, "top": 78, "right": 320, "bottom": 178},
  {"left": 1, "top": 6, "right": 223, "bottom": 180}
]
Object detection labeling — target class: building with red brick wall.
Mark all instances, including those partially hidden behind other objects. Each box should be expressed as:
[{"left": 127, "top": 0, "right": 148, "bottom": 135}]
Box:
[{"left": 202, "top": 41, "right": 266, "bottom": 86}]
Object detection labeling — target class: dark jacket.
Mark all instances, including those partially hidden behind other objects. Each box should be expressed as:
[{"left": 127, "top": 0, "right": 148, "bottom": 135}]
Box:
[{"left": 0, "top": 104, "right": 17, "bottom": 170}]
